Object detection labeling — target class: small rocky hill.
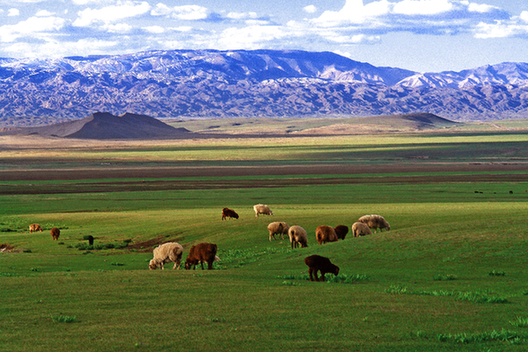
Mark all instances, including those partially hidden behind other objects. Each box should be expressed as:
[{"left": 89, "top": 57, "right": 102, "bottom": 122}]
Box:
[{"left": 0, "top": 112, "right": 191, "bottom": 139}]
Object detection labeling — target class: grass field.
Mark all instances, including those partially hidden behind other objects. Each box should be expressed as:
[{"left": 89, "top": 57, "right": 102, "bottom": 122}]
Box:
[{"left": 1, "top": 120, "right": 528, "bottom": 351}]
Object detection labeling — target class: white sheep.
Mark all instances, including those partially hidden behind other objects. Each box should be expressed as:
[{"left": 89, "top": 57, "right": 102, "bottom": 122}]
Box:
[
  {"left": 267, "top": 221, "right": 289, "bottom": 241},
  {"left": 352, "top": 222, "right": 373, "bottom": 237},
  {"left": 288, "top": 225, "right": 308, "bottom": 249},
  {"left": 253, "top": 204, "right": 273, "bottom": 217},
  {"left": 148, "top": 242, "right": 184, "bottom": 270},
  {"left": 358, "top": 214, "right": 390, "bottom": 233}
]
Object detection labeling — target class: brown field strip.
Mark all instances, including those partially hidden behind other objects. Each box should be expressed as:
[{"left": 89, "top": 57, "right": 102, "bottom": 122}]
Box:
[{"left": 1, "top": 163, "right": 527, "bottom": 194}]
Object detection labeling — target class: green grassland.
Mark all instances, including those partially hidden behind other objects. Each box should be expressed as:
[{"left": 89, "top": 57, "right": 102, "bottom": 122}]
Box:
[{"left": 1, "top": 121, "right": 528, "bottom": 351}]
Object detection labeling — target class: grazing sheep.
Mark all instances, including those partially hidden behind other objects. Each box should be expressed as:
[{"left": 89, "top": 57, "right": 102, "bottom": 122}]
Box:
[
  {"left": 267, "top": 221, "right": 289, "bottom": 241},
  {"left": 222, "top": 207, "right": 239, "bottom": 220},
  {"left": 334, "top": 225, "right": 349, "bottom": 240},
  {"left": 352, "top": 222, "right": 373, "bottom": 237},
  {"left": 29, "top": 224, "right": 43, "bottom": 233},
  {"left": 148, "top": 242, "right": 184, "bottom": 270},
  {"left": 358, "top": 214, "right": 390, "bottom": 233},
  {"left": 315, "top": 225, "right": 338, "bottom": 245},
  {"left": 185, "top": 243, "right": 218, "bottom": 270},
  {"left": 253, "top": 204, "right": 273, "bottom": 218},
  {"left": 288, "top": 225, "right": 308, "bottom": 249},
  {"left": 50, "top": 227, "right": 60, "bottom": 241},
  {"left": 304, "top": 255, "right": 340, "bottom": 282}
]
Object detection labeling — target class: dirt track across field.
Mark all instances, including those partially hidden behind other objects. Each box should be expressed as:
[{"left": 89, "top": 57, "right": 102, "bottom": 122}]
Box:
[{"left": 1, "top": 163, "right": 527, "bottom": 194}]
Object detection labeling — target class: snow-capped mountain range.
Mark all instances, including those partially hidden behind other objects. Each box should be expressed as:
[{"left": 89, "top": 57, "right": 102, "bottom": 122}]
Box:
[{"left": 1, "top": 49, "right": 528, "bottom": 125}]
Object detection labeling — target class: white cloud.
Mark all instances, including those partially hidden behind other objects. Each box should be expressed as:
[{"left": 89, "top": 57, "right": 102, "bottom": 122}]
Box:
[
  {"left": 218, "top": 25, "right": 290, "bottom": 49},
  {"left": 0, "top": 16, "right": 66, "bottom": 42},
  {"left": 143, "top": 25, "right": 165, "bottom": 34},
  {"left": 73, "top": 1, "right": 151, "bottom": 27},
  {"left": 468, "top": 3, "right": 499, "bottom": 13},
  {"left": 102, "top": 23, "right": 133, "bottom": 33},
  {"left": 8, "top": 8, "right": 20, "bottom": 17},
  {"left": 303, "top": 5, "right": 317, "bottom": 14},
  {"left": 314, "top": 0, "right": 391, "bottom": 26},
  {"left": 393, "top": 0, "right": 453, "bottom": 16},
  {"left": 151, "top": 4, "right": 209, "bottom": 21},
  {"left": 71, "top": 0, "right": 110, "bottom": 4},
  {"left": 36, "top": 10, "right": 54, "bottom": 17},
  {"left": 226, "top": 12, "right": 258, "bottom": 20},
  {"left": 4, "top": 38, "right": 118, "bottom": 58},
  {"left": 521, "top": 11, "right": 528, "bottom": 23}
]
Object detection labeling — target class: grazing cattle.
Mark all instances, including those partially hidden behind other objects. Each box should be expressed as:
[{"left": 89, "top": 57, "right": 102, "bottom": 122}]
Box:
[
  {"left": 334, "top": 225, "right": 349, "bottom": 240},
  {"left": 87, "top": 235, "right": 94, "bottom": 246},
  {"left": 304, "top": 255, "right": 340, "bottom": 282},
  {"left": 315, "top": 225, "right": 338, "bottom": 245},
  {"left": 50, "top": 227, "right": 60, "bottom": 241},
  {"left": 288, "top": 225, "right": 308, "bottom": 249},
  {"left": 352, "top": 222, "right": 373, "bottom": 237},
  {"left": 253, "top": 204, "right": 273, "bottom": 217},
  {"left": 149, "top": 242, "right": 184, "bottom": 270},
  {"left": 267, "top": 221, "right": 289, "bottom": 241},
  {"left": 358, "top": 214, "right": 390, "bottom": 233},
  {"left": 185, "top": 243, "right": 218, "bottom": 270},
  {"left": 222, "top": 207, "right": 239, "bottom": 220},
  {"left": 29, "top": 224, "right": 43, "bottom": 233}
]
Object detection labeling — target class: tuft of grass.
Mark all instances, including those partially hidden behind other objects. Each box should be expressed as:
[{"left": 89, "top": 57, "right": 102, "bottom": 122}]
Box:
[
  {"left": 385, "top": 285, "right": 408, "bottom": 294},
  {"left": 51, "top": 315, "right": 78, "bottom": 323},
  {"left": 281, "top": 281, "right": 301, "bottom": 286},
  {"left": 386, "top": 287, "right": 508, "bottom": 304},
  {"left": 208, "top": 317, "right": 226, "bottom": 323},
  {"left": 433, "top": 274, "right": 457, "bottom": 281},
  {"left": 324, "top": 274, "right": 369, "bottom": 284},
  {"left": 489, "top": 270, "right": 506, "bottom": 276},
  {"left": 276, "top": 273, "right": 367, "bottom": 284},
  {"left": 510, "top": 317, "right": 528, "bottom": 328},
  {"left": 436, "top": 329, "right": 525, "bottom": 344}
]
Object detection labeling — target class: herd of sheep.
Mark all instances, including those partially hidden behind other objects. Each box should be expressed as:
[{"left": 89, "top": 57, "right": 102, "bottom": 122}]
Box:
[
  {"left": 148, "top": 203, "right": 391, "bottom": 281},
  {"left": 28, "top": 203, "right": 390, "bottom": 281}
]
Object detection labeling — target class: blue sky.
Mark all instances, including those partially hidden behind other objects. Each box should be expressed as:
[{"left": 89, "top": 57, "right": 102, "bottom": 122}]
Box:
[{"left": 0, "top": 0, "right": 527, "bottom": 72}]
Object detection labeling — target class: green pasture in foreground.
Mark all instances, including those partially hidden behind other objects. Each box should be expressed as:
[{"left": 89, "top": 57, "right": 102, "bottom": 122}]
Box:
[{"left": 1, "top": 180, "right": 528, "bottom": 351}]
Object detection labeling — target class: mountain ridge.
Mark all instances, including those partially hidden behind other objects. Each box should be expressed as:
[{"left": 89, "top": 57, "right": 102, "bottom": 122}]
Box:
[{"left": 1, "top": 49, "right": 528, "bottom": 125}]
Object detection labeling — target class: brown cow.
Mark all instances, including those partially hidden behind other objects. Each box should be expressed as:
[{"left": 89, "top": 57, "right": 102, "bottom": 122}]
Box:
[
  {"left": 29, "top": 224, "right": 43, "bottom": 233},
  {"left": 304, "top": 255, "right": 340, "bottom": 282},
  {"left": 50, "top": 227, "right": 60, "bottom": 241},
  {"left": 185, "top": 243, "right": 218, "bottom": 270},
  {"left": 221, "top": 208, "right": 239, "bottom": 220}
]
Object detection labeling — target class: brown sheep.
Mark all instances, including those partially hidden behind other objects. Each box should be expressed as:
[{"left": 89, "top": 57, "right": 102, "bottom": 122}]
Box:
[
  {"left": 304, "top": 255, "right": 340, "bottom": 282},
  {"left": 267, "top": 221, "right": 289, "bottom": 241},
  {"left": 288, "top": 225, "right": 308, "bottom": 249},
  {"left": 50, "top": 227, "right": 60, "bottom": 241},
  {"left": 29, "top": 224, "right": 43, "bottom": 233},
  {"left": 352, "top": 222, "right": 373, "bottom": 237},
  {"left": 315, "top": 225, "right": 338, "bottom": 245},
  {"left": 221, "top": 207, "right": 239, "bottom": 220},
  {"left": 185, "top": 243, "right": 218, "bottom": 270},
  {"left": 149, "top": 242, "right": 184, "bottom": 270},
  {"left": 253, "top": 204, "right": 273, "bottom": 217},
  {"left": 358, "top": 214, "right": 390, "bottom": 233},
  {"left": 334, "top": 225, "right": 349, "bottom": 240}
]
